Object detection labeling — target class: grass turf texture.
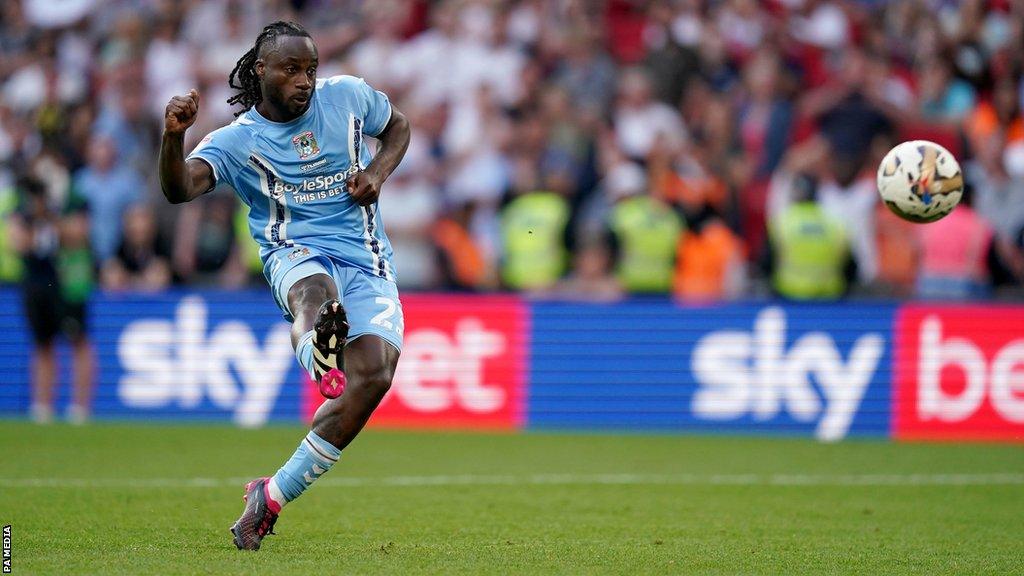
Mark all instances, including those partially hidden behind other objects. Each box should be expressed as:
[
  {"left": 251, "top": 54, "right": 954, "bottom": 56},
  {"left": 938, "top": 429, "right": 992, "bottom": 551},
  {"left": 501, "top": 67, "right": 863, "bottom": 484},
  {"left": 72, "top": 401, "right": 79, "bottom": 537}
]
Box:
[{"left": 0, "top": 422, "right": 1022, "bottom": 575}]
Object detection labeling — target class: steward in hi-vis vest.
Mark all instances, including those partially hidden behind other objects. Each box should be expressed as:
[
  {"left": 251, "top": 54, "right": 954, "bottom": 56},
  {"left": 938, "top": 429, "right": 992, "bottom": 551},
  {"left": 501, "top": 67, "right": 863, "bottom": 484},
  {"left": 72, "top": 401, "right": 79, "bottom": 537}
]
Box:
[
  {"left": 768, "top": 200, "right": 850, "bottom": 299},
  {"left": 500, "top": 191, "right": 571, "bottom": 290},
  {"left": 609, "top": 194, "right": 683, "bottom": 293}
]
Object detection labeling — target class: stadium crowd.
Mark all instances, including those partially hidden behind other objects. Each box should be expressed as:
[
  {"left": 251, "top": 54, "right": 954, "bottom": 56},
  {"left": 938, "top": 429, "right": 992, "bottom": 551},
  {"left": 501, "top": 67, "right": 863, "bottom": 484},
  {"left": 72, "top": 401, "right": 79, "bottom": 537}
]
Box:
[{"left": 2, "top": 0, "right": 1024, "bottom": 303}]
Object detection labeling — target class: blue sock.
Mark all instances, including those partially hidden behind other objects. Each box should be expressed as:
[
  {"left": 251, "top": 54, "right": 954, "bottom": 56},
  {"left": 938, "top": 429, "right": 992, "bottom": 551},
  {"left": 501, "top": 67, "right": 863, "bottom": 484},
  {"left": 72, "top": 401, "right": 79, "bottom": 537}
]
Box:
[
  {"left": 267, "top": 431, "right": 340, "bottom": 508},
  {"left": 295, "top": 330, "right": 315, "bottom": 381}
]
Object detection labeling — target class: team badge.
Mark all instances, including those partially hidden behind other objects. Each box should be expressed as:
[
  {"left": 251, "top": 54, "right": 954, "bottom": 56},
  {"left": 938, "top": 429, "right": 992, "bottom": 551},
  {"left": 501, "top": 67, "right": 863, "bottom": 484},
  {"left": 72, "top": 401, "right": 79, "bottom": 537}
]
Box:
[{"left": 292, "top": 131, "right": 320, "bottom": 160}]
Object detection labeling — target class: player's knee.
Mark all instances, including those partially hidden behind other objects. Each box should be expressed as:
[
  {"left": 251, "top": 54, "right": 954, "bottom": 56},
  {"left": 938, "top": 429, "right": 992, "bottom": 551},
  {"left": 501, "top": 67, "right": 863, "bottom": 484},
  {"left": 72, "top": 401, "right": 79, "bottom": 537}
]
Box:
[
  {"left": 350, "top": 362, "right": 394, "bottom": 400},
  {"left": 288, "top": 276, "right": 333, "bottom": 315}
]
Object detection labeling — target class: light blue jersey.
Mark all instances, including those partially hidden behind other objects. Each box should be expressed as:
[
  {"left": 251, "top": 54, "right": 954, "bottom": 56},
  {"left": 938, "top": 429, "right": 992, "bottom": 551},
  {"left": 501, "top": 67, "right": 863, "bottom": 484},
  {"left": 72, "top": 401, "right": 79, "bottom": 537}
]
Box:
[
  {"left": 188, "top": 75, "right": 395, "bottom": 281},
  {"left": 188, "top": 75, "right": 405, "bottom": 351}
]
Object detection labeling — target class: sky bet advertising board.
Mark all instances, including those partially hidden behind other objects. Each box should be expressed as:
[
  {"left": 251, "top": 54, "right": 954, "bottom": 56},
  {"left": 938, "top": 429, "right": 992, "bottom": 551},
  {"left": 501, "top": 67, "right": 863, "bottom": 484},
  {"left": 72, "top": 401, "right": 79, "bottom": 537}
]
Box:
[
  {"left": 528, "top": 302, "right": 894, "bottom": 440},
  {"left": 0, "top": 288, "right": 1020, "bottom": 442}
]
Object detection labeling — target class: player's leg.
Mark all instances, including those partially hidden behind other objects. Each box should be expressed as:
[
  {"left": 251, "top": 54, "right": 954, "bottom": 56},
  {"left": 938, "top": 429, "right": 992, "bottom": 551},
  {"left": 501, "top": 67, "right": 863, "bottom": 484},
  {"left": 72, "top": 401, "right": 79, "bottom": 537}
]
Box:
[
  {"left": 265, "top": 248, "right": 348, "bottom": 398},
  {"left": 251, "top": 334, "right": 397, "bottom": 533},
  {"left": 287, "top": 273, "right": 336, "bottom": 349},
  {"left": 310, "top": 335, "right": 399, "bottom": 449},
  {"left": 308, "top": 266, "right": 403, "bottom": 449},
  {"left": 286, "top": 273, "right": 349, "bottom": 398},
  {"left": 267, "top": 268, "right": 401, "bottom": 498},
  {"left": 244, "top": 336, "right": 397, "bottom": 543},
  {"left": 233, "top": 254, "right": 346, "bottom": 550},
  {"left": 232, "top": 269, "right": 401, "bottom": 550}
]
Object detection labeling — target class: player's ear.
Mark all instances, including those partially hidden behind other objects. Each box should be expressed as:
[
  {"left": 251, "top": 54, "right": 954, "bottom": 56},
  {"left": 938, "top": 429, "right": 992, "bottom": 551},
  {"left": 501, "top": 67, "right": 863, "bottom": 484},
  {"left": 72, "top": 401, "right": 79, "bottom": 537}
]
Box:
[{"left": 255, "top": 59, "right": 265, "bottom": 79}]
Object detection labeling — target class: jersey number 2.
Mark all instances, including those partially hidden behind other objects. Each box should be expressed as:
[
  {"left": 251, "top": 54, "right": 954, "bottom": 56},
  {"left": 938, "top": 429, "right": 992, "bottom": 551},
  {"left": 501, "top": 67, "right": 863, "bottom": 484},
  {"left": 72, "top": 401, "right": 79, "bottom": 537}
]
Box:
[{"left": 370, "top": 297, "right": 398, "bottom": 331}]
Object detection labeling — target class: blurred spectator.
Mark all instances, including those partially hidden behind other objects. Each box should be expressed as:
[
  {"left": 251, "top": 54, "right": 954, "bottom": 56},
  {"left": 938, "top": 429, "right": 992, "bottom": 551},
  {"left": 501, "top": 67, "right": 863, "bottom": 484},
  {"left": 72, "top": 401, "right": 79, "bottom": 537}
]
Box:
[
  {"left": 434, "top": 201, "right": 492, "bottom": 292},
  {"left": 788, "top": 0, "right": 850, "bottom": 51},
  {"left": 739, "top": 49, "right": 794, "bottom": 180},
  {"left": 916, "top": 190, "right": 995, "bottom": 300},
  {"left": 0, "top": 176, "right": 22, "bottom": 283},
  {"left": 613, "top": 67, "right": 687, "bottom": 163},
  {"left": 233, "top": 203, "right": 266, "bottom": 286},
  {"left": 101, "top": 203, "right": 171, "bottom": 292},
  {"left": 765, "top": 173, "right": 853, "bottom": 300},
  {"left": 605, "top": 161, "right": 682, "bottom": 293},
  {"left": 173, "top": 191, "right": 246, "bottom": 287},
  {"left": 93, "top": 79, "right": 161, "bottom": 178},
  {"left": 800, "top": 48, "right": 893, "bottom": 173},
  {"left": 499, "top": 184, "right": 570, "bottom": 290},
  {"left": 873, "top": 203, "right": 920, "bottom": 297},
  {"left": 73, "top": 134, "right": 142, "bottom": 262},
  {"left": 377, "top": 126, "right": 442, "bottom": 289},
  {"left": 549, "top": 236, "right": 623, "bottom": 302},
  {"left": 552, "top": 29, "right": 618, "bottom": 113},
  {"left": 145, "top": 15, "right": 196, "bottom": 122},
  {"left": 0, "top": 0, "right": 1018, "bottom": 302},
  {"left": 770, "top": 139, "right": 881, "bottom": 284},
  {"left": 965, "top": 75, "right": 1024, "bottom": 239},
  {"left": 917, "top": 56, "right": 977, "bottom": 125},
  {"left": 673, "top": 211, "right": 746, "bottom": 302},
  {"left": 8, "top": 176, "right": 94, "bottom": 424}
]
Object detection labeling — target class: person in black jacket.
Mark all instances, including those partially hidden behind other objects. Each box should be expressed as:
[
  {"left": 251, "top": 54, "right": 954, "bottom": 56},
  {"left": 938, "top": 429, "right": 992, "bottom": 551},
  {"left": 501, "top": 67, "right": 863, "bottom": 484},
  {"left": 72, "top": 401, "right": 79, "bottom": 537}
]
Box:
[{"left": 8, "top": 176, "right": 95, "bottom": 424}]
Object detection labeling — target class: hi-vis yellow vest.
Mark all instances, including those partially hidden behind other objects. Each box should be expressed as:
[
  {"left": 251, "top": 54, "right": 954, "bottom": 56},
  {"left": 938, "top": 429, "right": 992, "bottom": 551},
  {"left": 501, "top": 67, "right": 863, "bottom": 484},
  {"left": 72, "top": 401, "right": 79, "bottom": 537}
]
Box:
[
  {"left": 0, "top": 185, "right": 23, "bottom": 283},
  {"left": 500, "top": 192, "right": 570, "bottom": 290},
  {"left": 610, "top": 196, "right": 683, "bottom": 293},
  {"left": 769, "top": 202, "right": 848, "bottom": 299},
  {"left": 235, "top": 204, "right": 264, "bottom": 276}
]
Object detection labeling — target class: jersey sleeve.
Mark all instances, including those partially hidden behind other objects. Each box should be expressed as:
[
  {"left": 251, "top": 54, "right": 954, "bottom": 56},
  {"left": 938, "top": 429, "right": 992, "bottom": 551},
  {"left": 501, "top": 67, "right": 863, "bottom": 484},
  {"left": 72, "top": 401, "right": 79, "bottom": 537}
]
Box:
[
  {"left": 186, "top": 124, "right": 248, "bottom": 189},
  {"left": 321, "top": 75, "right": 393, "bottom": 137},
  {"left": 357, "top": 78, "right": 393, "bottom": 137}
]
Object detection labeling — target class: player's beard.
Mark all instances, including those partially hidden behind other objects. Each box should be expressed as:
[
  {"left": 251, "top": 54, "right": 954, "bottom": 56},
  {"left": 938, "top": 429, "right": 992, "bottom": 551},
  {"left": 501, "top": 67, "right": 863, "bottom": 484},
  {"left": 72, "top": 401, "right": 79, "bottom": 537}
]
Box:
[
  {"left": 288, "top": 89, "right": 313, "bottom": 116},
  {"left": 286, "top": 87, "right": 313, "bottom": 115}
]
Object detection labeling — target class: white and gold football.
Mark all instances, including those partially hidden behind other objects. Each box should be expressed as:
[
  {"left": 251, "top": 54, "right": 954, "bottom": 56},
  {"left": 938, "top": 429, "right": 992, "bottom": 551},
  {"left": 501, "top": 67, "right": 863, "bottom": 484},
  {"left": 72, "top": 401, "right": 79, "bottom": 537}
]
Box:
[{"left": 876, "top": 140, "right": 964, "bottom": 223}]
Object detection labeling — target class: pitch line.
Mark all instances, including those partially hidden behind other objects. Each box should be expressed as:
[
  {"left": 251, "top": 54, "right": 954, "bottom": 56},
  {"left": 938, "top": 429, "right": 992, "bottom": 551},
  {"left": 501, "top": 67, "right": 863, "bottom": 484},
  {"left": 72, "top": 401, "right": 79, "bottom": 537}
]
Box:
[{"left": 1, "top": 473, "right": 1022, "bottom": 489}]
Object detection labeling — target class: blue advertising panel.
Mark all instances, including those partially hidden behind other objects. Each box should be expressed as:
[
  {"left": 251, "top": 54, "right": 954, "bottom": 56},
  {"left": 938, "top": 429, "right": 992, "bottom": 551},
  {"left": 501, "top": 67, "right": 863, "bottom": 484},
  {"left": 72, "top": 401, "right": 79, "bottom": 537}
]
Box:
[
  {"left": 2, "top": 290, "right": 896, "bottom": 439},
  {"left": 527, "top": 301, "right": 896, "bottom": 439},
  {"left": 90, "top": 290, "right": 305, "bottom": 425},
  {"left": 0, "top": 288, "right": 305, "bottom": 425},
  {"left": 0, "top": 288, "right": 31, "bottom": 413}
]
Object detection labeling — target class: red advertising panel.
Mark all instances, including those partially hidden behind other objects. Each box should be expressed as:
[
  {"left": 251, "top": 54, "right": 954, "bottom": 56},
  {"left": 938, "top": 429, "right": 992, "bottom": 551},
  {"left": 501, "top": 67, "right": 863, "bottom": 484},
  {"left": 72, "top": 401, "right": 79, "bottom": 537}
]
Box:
[
  {"left": 304, "top": 295, "right": 528, "bottom": 430},
  {"left": 894, "top": 306, "right": 1024, "bottom": 441}
]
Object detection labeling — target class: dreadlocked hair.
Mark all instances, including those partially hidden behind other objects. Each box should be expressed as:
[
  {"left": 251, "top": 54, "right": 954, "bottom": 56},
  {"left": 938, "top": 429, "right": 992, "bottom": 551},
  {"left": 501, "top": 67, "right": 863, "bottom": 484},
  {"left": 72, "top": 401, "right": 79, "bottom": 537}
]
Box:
[{"left": 227, "top": 21, "right": 311, "bottom": 116}]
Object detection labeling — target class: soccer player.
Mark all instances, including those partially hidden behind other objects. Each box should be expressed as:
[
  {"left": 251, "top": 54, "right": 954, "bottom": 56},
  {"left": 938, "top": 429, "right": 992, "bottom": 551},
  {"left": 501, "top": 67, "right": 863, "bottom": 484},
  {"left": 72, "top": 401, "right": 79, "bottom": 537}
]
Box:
[{"left": 158, "top": 21, "right": 410, "bottom": 551}]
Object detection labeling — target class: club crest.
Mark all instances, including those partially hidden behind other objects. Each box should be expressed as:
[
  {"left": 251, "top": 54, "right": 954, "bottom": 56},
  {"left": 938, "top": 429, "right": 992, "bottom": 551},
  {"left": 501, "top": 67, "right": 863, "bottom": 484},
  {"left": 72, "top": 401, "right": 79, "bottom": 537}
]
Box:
[
  {"left": 292, "top": 131, "right": 320, "bottom": 160},
  {"left": 287, "top": 246, "right": 311, "bottom": 261}
]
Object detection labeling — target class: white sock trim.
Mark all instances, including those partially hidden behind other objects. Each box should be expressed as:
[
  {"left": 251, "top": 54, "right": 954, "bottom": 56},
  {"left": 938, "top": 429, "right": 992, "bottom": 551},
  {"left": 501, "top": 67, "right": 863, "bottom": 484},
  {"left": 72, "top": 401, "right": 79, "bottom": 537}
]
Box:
[
  {"left": 267, "top": 476, "right": 288, "bottom": 507},
  {"left": 296, "top": 330, "right": 316, "bottom": 379}
]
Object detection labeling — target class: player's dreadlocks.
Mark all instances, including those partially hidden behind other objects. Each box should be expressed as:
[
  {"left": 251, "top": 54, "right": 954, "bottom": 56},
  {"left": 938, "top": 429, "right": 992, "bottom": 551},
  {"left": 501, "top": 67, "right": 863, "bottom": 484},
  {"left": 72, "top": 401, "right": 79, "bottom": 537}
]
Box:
[{"left": 227, "top": 21, "right": 311, "bottom": 116}]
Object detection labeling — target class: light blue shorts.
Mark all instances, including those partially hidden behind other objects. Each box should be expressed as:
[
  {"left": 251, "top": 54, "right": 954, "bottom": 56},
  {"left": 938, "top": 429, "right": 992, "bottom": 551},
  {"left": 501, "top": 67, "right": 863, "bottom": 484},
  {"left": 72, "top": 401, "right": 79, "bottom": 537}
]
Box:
[{"left": 264, "top": 245, "right": 404, "bottom": 352}]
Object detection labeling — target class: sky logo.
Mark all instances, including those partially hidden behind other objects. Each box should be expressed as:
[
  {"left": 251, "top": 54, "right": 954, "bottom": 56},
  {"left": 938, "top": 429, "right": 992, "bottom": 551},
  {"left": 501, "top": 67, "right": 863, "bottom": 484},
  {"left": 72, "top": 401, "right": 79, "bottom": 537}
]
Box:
[
  {"left": 117, "top": 296, "right": 294, "bottom": 427},
  {"left": 691, "top": 307, "right": 886, "bottom": 441}
]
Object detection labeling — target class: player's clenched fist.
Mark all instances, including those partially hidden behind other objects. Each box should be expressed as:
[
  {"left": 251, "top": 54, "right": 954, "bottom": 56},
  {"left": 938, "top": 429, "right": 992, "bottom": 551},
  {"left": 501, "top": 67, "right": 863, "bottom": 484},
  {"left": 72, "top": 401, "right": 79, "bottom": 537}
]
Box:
[
  {"left": 165, "top": 89, "right": 200, "bottom": 134},
  {"left": 347, "top": 169, "right": 385, "bottom": 206}
]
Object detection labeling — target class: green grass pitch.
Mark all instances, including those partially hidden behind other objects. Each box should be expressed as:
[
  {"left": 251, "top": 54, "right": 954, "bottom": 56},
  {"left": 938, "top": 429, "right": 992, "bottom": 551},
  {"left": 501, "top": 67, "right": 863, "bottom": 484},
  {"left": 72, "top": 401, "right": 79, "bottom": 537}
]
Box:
[{"left": 1, "top": 421, "right": 1022, "bottom": 575}]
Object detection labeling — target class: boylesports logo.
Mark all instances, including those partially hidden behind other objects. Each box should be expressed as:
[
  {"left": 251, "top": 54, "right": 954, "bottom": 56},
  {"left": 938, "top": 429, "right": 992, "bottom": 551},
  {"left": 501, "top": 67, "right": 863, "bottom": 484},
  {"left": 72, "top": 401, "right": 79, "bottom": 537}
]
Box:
[
  {"left": 272, "top": 165, "right": 359, "bottom": 204},
  {"left": 292, "top": 131, "right": 320, "bottom": 159}
]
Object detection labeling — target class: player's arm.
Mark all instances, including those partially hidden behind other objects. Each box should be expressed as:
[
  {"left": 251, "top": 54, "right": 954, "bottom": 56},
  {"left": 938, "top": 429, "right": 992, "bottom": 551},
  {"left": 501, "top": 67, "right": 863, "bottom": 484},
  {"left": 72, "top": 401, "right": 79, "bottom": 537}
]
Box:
[
  {"left": 348, "top": 105, "right": 411, "bottom": 206},
  {"left": 159, "top": 90, "right": 214, "bottom": 204}
]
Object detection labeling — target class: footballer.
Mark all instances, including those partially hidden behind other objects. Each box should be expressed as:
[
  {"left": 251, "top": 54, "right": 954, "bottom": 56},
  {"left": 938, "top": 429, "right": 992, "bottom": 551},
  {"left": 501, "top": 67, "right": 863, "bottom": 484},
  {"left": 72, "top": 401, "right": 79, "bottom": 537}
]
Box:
[{"left": 158, "top": 21, "right": 410, "bottom": 550}]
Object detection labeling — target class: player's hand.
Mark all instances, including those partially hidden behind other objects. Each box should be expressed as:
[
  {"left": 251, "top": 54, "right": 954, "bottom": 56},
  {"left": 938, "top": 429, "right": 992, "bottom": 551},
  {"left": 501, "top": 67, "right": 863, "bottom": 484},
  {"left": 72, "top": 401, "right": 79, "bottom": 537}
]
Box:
[
  {"left": 347, "top": 169, "right": 384, "bottom": 206},
  {"left": 165, "top": 89, "right": 200, "bottom": 135}
]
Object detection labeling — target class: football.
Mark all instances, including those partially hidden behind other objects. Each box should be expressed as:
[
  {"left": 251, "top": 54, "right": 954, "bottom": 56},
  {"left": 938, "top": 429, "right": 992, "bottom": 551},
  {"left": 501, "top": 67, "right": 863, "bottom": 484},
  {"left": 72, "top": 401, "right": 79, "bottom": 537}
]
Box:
[{"left": 876, "top": 140, "right": 964, "bottom": 223}]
